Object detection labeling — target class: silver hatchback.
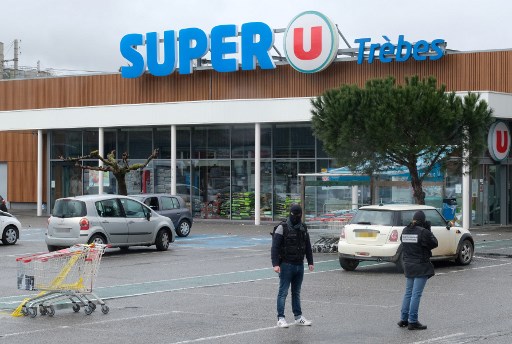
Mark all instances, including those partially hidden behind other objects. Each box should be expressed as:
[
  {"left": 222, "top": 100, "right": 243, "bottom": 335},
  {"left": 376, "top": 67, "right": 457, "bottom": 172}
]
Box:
[{"left": 45, "top": 195, "right": 175, "bottom": 252}]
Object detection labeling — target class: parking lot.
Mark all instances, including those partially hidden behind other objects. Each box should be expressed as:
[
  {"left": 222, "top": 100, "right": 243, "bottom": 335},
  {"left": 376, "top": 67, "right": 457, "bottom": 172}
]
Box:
[{"left": 2, "top": 214, "right": 512, "bottom": 343}]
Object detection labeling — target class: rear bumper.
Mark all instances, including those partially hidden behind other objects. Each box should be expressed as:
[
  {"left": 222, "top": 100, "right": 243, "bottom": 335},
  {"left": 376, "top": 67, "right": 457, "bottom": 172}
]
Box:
[
  {"left": 45, "top": 235, "right": 88, "bottom": 247},
  {"left": 338, "top": 241, "right": 401, "bottom": 262}
]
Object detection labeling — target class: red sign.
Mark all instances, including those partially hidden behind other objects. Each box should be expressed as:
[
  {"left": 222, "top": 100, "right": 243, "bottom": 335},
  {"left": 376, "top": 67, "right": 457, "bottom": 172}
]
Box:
[{"left": 488, "top": 121, "right": 511, "bottom": 161}]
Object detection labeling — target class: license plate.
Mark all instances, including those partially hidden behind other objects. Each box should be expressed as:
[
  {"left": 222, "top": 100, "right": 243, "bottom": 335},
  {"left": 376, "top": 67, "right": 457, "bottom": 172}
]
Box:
[
  {"left": 355, "top": 231, "right": 377, "bottom": 238},
  {"left": 56, "top": 227, "right": 71, "bottom": 233}
]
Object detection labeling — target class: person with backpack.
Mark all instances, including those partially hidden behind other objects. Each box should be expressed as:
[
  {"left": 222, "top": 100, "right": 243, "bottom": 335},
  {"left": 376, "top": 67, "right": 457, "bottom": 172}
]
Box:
[
  {"left": 271, "top": 204, "right": 314, "bottom": 328},
  {"left": 397, "top": 210, "right": 438, "bottom": 331}
]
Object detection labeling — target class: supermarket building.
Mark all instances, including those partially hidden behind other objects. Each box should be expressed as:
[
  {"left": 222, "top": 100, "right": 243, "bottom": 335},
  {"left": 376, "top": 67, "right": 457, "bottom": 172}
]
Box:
[{"left": 0, "top": 11, "right": 511, "bottom": 228}]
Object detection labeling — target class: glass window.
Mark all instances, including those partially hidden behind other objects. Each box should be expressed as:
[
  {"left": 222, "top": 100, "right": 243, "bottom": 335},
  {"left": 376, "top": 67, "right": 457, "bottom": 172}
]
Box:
[
  {"left": 155, "top": 128, "right": 171, "bottom": 159},
  {"left": 51, "top": 130, "right": 82, "bottom": 158},
  {"left": 145, "top": 197, "right": 159, "bottom": 210},
  {"left": 273, "top": 160, "right": 301, "bottom": 220},
  {"left": 351, "top": 210, "right": 393, "bottom": 226},
  {"left": 120, "top": 198, "right": 146, "bottom": 218},
  {"left": 177, "top": 128, "right": 191, "bottom": 159},
  {"left": 83, "top": 129, "right": 117, "bottom": 157},
  {"left": 52, "top": 199, "right": 86, "bottom": 218},
  {"left": 273, "top": 124, "right": 315, "bottom": 158},
  {"left": 232, "top": 126, "right": 255, "bottom": 158},
  {"left": 161, "top": 196, "right": 179, "bottom": 210},
  {"left": 118, "top": 129, "right": 153, "bottom": 159},
  {"left": 96, "top": 199, "right": 124, "bottom": 218},
  {"left": 192, "top": 126, "right": 230, "bottom": 159}
]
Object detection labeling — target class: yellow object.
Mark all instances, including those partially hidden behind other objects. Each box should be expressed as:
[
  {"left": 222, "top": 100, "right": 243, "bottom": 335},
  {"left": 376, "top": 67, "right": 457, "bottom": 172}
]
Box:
[{"left": 12, "top": 251, "right": 82, "bottom": 317}]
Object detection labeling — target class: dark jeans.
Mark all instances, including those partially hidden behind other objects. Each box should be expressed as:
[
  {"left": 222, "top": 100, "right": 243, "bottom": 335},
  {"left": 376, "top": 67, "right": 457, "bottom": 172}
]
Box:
[
  {"left": 400, "top": 276, "right": 428, "bottom": 323},
  {"left": 277, "top": 262, "right": 304, "bottom": 319}
]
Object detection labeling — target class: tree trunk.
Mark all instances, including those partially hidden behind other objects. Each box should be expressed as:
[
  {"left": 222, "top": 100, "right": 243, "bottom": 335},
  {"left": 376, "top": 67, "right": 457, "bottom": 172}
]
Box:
[
  {"left": 410, "top": 175, "right": 425, "bottom": 205},
  {"left": 115, "top": 172, "right": 128, "bottom": 195}
]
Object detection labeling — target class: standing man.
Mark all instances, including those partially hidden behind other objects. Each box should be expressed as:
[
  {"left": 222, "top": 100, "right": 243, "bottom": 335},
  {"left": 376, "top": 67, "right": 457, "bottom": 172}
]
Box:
[
  {"left": 398, "top": 210, "right": 438, "bottom": 330},
  {"left": 271, "top": 204, "right": 314, "bottom": 328}
]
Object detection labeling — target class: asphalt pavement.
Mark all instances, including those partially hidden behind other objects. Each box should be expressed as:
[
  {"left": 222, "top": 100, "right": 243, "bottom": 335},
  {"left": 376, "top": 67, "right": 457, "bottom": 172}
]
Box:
[{"left": 8, "top": 209, "right": 512, "bottom": 257}]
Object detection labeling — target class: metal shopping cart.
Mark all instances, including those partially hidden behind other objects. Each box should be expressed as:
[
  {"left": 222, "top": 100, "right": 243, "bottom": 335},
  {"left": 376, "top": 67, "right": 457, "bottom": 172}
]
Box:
[{"left": 12, "top": 243, "right": 109, "bottom": 318}]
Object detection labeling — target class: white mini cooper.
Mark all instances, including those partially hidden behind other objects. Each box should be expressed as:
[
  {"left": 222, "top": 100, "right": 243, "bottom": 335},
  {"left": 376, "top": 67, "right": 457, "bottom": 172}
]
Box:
[{"left": 337, "top": 204, "right": 474, "bottom": 271}]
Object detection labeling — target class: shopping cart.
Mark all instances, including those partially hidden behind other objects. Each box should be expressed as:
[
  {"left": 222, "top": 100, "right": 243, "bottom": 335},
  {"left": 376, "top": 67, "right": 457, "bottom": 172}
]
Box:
[{"left": 12, "top": 243, "right": 110, "bottom": 318}]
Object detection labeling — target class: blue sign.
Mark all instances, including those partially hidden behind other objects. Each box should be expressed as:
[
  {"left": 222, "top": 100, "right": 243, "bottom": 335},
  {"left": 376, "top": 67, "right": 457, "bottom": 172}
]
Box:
[
  {"left": 354, "top": 35, "right": 445, "bottom": 64},
  {"left": 120, "top": 22, "right": 275, "bottom": 78},
  {"left": 119, "top": 12, "right": 445, "bottom": 78}
]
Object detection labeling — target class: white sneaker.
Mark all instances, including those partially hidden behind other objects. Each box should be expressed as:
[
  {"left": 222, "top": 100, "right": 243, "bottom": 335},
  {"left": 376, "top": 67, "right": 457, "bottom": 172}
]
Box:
[
  {"left": 277, "top": 318, "right": 289, "bottom": 328},
  {"left": 295, "top": 316, "right": 312, "bottom": 326}
]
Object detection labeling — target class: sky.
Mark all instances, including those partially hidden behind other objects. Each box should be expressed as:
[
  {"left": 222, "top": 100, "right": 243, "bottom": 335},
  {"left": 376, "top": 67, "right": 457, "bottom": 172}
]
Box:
[{"left": 1, "top": 0, "right": 511, "bottom": 74}]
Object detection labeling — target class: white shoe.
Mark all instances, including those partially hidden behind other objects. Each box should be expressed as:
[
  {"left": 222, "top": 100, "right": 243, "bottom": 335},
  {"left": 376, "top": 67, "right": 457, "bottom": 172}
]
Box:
[
  {"left": 277, "top": 318, "right": 289, "bottom": 328},
  {"left": 295, "top": 316, "right": 312, "bottom": 326}
]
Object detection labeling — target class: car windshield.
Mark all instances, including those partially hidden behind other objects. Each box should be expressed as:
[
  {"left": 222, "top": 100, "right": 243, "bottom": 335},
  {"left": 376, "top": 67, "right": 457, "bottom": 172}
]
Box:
[
  {"left": 350, "top": 210, "right": 393, "bottom": 226},
  {"left": 52, "top": 199, "right": 87, "bottom": 218}
]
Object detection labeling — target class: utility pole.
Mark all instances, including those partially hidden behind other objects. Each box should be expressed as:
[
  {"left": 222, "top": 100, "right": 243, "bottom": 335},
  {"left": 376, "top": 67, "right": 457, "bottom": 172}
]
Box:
[
  {"left": 13, "top": 39, "right": 19, "bottom": 79},
  {"left": 0, "top": 42, "right": 4, "bottom": 80}
]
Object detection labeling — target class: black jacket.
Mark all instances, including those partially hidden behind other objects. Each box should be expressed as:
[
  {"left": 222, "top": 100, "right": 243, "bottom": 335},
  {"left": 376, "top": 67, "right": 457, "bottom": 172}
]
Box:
[
  {"left": 400, "top": 223, "right": 439, "bottom": 278},
  {"left": 271, "top": 222, "right": 313, "bottom": 267}
]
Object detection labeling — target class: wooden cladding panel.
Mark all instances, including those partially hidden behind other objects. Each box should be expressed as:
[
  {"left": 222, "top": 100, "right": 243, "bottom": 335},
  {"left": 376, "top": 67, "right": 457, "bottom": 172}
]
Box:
[
  {"left": 0, "top": 131, "right": 47, "bottom": 203},
  {"left": 8, "top": 161, "right": 37, "bottom": 202},
  {"left": 0, "top": 50, "right": 510, "bottom": 111}
]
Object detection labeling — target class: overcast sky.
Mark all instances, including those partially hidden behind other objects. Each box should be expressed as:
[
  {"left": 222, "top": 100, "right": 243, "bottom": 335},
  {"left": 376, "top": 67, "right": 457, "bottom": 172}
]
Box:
[{"left": 2, "top": 0, "right": 511, "bottom": 74}]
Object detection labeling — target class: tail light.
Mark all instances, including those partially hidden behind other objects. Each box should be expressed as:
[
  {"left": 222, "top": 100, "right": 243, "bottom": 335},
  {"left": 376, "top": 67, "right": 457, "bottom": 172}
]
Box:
[
  {"left": 340, "top": 226, "right": 346, "bottom": 239},
  {"left": 79, "top": 218, "right": 90, "bottom": 231},
  {"left": 389, "top": 229, "right": 399, "bottom": 242}
]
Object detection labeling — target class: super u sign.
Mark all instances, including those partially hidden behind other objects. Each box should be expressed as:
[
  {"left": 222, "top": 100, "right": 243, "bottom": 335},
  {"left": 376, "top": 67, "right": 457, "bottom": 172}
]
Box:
[
  {"left": 488, "top": 121, "right": 511, "bottom": 161},
  {"left": 283, "top": 11, "right": 339, "bottom": 74}
]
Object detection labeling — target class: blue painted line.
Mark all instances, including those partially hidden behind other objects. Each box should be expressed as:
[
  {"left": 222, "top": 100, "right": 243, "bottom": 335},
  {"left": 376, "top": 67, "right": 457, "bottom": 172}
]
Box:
[{"left": 1, "top": 259, "right": 378, "bottom": 311}]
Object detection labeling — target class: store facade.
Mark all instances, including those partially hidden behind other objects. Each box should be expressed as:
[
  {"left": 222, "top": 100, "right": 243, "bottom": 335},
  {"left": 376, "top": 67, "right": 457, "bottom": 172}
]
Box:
[{"left": 0, "top": 11, "right": 511, "bottom": 227}]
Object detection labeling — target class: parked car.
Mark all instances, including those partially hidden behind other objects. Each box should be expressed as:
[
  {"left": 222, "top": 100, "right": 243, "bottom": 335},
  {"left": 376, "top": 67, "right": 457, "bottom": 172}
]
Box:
[
  {"left": 0, "top": 195, "right": 8, "bottom": 212},
  {"left": 130, "top": 194, "right": 193, "bottom": 237},
  {"left": 45, "top": 195, "right": 175, "bottom": 252},
  {"left": 337, "top": 204, "right": 474, "bottom": 271},
  {"left": 1, "top": 210, "right": 21, "bottom": 245}
]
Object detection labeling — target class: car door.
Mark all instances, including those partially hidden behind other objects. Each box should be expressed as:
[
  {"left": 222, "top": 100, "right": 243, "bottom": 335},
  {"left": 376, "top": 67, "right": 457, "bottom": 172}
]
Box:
[
  {"left": 95, "top": 198, "right": 129, "bottom": 244},
  {"left": 119, "top": 198, "right": 154, "bottom": 244},
  {"left": 158, "top": 196, "right": 181, "bottom": 227},
  {"left": 400, "top": 209, "right": 455, "bottom": 256},
  {"left": 423, "top": 209, "right": 456, "bottom": 256}
]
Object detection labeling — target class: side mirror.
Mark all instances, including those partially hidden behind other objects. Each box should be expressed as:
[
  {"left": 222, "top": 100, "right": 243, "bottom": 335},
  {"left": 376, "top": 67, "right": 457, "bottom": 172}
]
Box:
[
  {"left": 446, "top": 220, "right": 453, "bottom": 230},
  {"left": 146, "top": 211, "right": 151, "bottom": 221}
]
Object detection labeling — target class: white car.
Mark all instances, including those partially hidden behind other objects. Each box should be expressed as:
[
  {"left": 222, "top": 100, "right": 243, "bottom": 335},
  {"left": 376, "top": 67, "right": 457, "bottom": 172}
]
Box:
[
  {"left": 46, "top": 195, "right": 175, "bottom": 252},
  {"left": 337, "top": 204, "right": 474, "bottom": 271},
  {"left": 1, "top": 210, "right": 21, "bottom": 245}
]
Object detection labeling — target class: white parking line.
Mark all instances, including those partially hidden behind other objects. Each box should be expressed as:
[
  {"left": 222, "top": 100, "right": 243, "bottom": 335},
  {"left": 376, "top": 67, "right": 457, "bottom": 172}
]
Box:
[
  {"left": 411, "top": 332, "right": 465, "bottom": 343},
  {"left": 168, "top": 326, "right": 277, "bottom": 344}
]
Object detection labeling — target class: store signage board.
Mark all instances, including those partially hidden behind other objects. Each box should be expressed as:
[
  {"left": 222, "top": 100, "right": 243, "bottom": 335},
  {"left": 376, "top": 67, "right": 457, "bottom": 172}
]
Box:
[
  {"left": 488, "top": 121, "right": 511, "bottom": 161},
  {"left": 120, "top": 11, "right": 445, "bottom": 78}
]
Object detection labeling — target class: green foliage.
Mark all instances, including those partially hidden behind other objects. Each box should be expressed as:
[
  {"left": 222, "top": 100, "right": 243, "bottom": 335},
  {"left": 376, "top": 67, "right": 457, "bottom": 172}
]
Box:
[{"left": 311, "top": 75, "right": 494, "bottom": 204}]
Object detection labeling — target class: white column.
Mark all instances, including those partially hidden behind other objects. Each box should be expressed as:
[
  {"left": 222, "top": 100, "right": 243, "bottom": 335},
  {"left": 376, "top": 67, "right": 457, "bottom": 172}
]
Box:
[
  {"left": 37, "top": 130, "right": 43, "bottom": 216},
  {"left": 171, "top": 125, "right": 177, "bottom": 195},
  {"left": 351, "top": 185, "right": 358, "bottom": 210},
  {"left": 254, "top": 123, "right": 261, "bottom": 225},
  {"left": 462, "top": 147, "right": 471, "bottom": 230},
  {"left": 98, "top": 128, "right": 104, "bottom": 194}
]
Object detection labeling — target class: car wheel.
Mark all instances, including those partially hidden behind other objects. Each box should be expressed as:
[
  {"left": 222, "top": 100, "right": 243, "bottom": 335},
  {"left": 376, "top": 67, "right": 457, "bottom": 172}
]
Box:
[
  {"left": 176, "top": 220, "right": 191, "bottom": 237},
  {"left": 155, "top": 229, "right": 170, "bottom": 251},
  {"left": 455, "top": 239, "right": 474, "bottom": 265},
  {"left": 339, "top": 257, "right": 359, "bottom": 271},
  {"left": 88, "top": 234, "right": 107, "bottom": 246},
  {"left": 2, "top": 225, "right": 19, "bottom": 245},
  {"left": 47, "top": 245, "right": 61, "bottom": 252}
]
